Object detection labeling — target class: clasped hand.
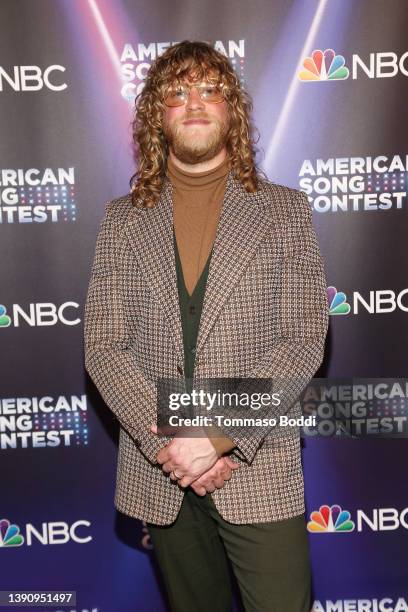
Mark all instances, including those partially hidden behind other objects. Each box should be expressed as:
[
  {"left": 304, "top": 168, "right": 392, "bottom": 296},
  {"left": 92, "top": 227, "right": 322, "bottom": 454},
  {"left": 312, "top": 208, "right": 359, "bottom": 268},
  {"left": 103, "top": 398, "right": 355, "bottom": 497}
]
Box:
[{"left": 150, "top": 423, "right": 240, "bottom": 495}]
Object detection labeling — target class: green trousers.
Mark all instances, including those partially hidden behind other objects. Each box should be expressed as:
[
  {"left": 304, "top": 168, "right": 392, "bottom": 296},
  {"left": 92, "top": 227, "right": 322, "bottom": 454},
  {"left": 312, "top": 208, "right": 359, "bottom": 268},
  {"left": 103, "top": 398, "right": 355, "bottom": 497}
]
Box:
[{"left": 147, "top": 488, "right": 311, "bottom": 612}]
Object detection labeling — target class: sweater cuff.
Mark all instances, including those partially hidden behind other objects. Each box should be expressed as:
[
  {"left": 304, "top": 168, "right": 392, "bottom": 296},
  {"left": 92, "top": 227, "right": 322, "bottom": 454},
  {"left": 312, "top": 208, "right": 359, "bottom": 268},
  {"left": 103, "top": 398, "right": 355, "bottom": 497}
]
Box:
[{"left": 203, "top": 425, "right": 236, "bottom": 456}]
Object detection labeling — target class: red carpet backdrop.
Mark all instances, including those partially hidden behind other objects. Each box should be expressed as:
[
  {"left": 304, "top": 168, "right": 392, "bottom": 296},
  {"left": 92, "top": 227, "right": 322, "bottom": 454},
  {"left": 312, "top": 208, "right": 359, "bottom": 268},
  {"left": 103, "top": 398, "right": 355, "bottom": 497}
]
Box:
[{"left": 1, "top": 0, "right": 408, "bottom": 610}]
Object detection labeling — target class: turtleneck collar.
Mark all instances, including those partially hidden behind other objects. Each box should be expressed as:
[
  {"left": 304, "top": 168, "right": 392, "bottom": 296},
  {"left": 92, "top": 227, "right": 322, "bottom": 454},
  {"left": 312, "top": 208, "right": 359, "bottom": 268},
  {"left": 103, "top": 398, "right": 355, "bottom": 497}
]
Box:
[{"left": 166, "top": 153, "right": 231, "bottom": 191}]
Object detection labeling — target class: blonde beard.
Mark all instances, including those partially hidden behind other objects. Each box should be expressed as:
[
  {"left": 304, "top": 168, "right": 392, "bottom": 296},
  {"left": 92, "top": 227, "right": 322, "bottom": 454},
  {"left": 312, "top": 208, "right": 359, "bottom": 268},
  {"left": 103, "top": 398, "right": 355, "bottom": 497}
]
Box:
[{"left": 163, "top": 117, "right": 230, "bottom": 164}]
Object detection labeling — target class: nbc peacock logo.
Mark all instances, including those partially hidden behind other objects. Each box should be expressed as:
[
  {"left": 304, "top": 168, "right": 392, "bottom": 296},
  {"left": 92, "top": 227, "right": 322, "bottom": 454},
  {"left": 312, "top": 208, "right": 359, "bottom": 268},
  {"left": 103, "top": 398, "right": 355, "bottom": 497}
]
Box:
[
  {"left": 0, "top": 518, "right": 25, "bottom": 547},
  {"left": 298, "top": 49, "right": 349, "bottom": 81},
  {"left": 307, "top": 505, "right": 355, "bottom": 533},
  {"left": 0, "top": 305, "right": 11, "bottom": 327},
  {"left": 327, "top": 286, "right": 351, "bottom": 315}
]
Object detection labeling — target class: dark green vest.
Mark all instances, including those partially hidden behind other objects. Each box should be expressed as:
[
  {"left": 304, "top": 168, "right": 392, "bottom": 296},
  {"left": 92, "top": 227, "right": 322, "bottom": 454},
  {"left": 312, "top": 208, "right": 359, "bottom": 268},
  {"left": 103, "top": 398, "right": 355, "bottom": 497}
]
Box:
[{"left": 172, "top": 228, "right": 212, "bottom": 388}]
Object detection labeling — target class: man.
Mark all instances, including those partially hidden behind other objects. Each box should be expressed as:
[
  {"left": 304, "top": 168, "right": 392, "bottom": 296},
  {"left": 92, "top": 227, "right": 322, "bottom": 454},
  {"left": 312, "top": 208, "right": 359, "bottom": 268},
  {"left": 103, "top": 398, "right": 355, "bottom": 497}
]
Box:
[{"left": 84, "top": 40, "right": 329, "bottom": 611}]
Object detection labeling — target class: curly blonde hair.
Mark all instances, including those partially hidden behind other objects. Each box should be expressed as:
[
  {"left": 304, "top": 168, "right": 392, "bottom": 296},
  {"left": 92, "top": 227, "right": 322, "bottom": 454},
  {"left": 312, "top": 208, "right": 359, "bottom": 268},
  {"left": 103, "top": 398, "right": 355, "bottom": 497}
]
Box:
[{"left": 129, "top": 40, "right": 264, "bottom": 208}]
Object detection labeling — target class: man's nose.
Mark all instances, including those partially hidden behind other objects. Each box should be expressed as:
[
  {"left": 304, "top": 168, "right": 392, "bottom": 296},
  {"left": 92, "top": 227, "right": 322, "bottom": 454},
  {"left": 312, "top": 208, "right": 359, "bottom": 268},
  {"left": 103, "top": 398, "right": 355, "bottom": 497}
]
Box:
[{"left": 185, "top": 87, "right": 205, "bottom": 110}]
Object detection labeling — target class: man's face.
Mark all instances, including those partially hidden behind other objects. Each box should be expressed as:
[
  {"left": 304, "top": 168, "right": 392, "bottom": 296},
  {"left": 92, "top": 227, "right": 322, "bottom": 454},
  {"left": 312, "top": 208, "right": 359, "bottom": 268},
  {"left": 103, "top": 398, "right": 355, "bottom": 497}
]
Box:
[{"left": 162, "top": 75, "right": 230, "bottom": 164}]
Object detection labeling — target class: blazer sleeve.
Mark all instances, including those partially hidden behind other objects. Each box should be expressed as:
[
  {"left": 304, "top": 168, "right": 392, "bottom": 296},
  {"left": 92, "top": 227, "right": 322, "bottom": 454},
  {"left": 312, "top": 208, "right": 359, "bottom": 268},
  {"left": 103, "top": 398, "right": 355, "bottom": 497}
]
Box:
[
  {"left": 224, "top": 190, "right": 329, "bottom": 465},
  {"left": 83, "top": 201, "right": 170, "bottom": 465}
]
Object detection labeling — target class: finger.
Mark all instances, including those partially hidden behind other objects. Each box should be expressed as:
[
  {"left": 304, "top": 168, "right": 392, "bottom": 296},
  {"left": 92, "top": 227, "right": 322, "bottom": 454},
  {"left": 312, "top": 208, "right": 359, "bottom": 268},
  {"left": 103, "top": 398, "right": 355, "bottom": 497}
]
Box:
[
  {"left": 178, "top": 475, "right": 195, "bottom": 488},
  {"left": 218, "top": 465, "right": 231, "bottom": 477},
  {"left": 191, "top": 484, "right": 207, "bottom": 496},
  {"left": 194, "top": 476, "right": 210, "bottom": 488},
  {"left": 150, "top": 424, "right": 158, "bottom": 434},
  {"left": 221, "top": 469, "right": 232, "bottom": 481},
  {"left": 204, "top": 483, "right": 216, "bottom": 493},
  {"left": 156, "top": 448, "right": 171, "bottom": 465},
  {"left": 161, "top": 461, "right": 175, "bottom": 474},
  {"left": 219, "top": 466, "right": 231, "bottom": 476},
  {"left": 214, "top": 477, "right": 225, "bottom": 488},
  {"left": 225, "top": 457, "right": 240, "bottom": 469}
]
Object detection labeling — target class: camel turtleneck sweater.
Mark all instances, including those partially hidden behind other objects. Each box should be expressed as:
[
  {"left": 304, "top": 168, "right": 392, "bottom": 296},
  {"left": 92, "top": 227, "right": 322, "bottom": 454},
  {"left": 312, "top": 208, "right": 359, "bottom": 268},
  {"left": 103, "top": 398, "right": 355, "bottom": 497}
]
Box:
[
  {"left": 166, "top": 154, "right": 236, "bottom": 457},
  {"left": 166, "top": 153, "right": 230, "bottom": 296}
]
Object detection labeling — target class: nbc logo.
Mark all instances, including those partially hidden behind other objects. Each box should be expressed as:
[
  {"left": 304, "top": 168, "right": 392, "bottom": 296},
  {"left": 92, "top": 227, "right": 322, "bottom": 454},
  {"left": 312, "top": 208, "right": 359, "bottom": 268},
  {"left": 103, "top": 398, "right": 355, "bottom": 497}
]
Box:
[
  {"left": 0, "top": 305, "right": 11, "bottom": 327},
  {"left": 0, "top": 302, "right": 80, "bottom": 327},
  {"left": 307, "top": 505, "right": 355, "bottom": 533},
  {"left": 299, "top": 48, "right": 408, "bottom": 81},
  {"left": 0, "top": 518, "right": 24, "bottom": 547},
  {"left": 327, "top": 286, "right": 351, "bottom": 315},
  {"left": 298, "top": 49, "right": 349, "bottom": 81},
  {"left": 328, "top": 286, "right": 408, "bottom": 315},
  {"left": 308, "top": 505, "right": 408, "bottom": 533},
  {"left": 0, "top": 518, "right": 92, "bottom": 546}
]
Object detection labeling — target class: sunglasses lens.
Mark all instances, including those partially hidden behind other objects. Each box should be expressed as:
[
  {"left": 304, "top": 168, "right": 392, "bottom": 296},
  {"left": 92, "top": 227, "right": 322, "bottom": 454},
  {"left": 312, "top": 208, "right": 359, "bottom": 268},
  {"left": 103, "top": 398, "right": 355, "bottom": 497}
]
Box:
[
  {"left": 200, "top": 86, "right": 223, "bottom": 103},
  {"left": 164, "top": 88, "right": 187, "bottom": 107}
]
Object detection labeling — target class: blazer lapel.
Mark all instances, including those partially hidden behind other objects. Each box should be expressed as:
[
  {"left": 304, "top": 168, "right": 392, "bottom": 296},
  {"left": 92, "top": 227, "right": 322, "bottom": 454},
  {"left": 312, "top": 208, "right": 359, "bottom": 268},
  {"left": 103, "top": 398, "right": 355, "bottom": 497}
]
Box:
[{"left": 196, "top": 172, "right": 272, "bottom": 356}]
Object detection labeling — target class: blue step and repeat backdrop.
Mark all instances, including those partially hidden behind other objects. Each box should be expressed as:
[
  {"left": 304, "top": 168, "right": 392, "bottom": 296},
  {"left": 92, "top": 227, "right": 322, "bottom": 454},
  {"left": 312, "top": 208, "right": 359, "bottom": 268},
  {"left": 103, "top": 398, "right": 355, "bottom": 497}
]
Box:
[{"left": 1, "top": 1, "right": 408, "bottom": 611}]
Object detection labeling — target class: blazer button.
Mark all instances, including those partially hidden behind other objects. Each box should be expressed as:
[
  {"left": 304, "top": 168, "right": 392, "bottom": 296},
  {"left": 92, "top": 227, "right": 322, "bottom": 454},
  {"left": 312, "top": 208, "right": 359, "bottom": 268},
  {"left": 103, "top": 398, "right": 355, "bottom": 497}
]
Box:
[{"left": 177, "top": 365, "right": 183, "bottom": 375}]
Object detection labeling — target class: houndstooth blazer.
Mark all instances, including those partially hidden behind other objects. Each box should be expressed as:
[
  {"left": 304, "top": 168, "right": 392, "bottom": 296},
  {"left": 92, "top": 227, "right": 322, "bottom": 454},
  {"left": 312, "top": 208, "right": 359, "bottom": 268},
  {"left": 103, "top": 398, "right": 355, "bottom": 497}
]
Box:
[{"left": 83, "top": 170, "right": 329, "bottom": 525}]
